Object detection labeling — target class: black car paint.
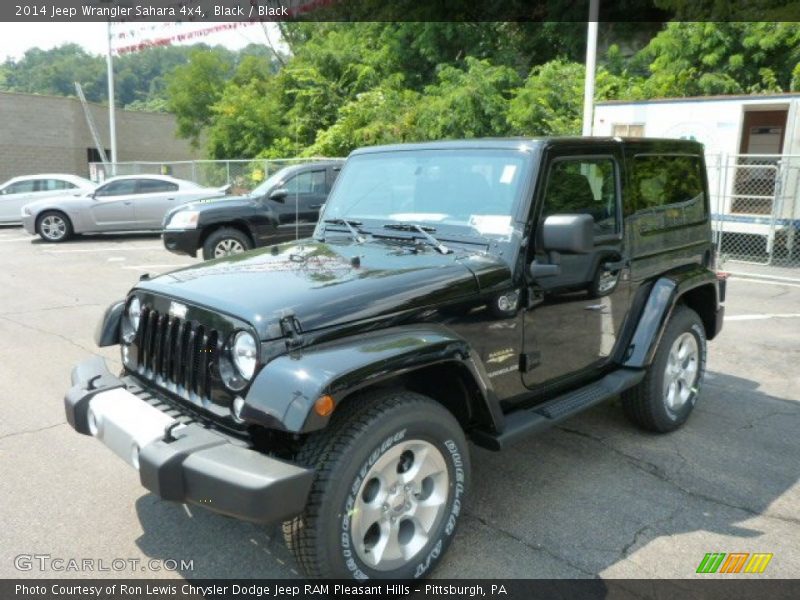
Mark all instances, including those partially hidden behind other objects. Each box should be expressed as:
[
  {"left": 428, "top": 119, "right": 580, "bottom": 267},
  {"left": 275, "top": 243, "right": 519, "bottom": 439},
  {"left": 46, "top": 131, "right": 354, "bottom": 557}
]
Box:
[
  {"left": 162, "top": 161, "right": 344, "bottom": 257},
  {"left": 103, "top": 137, "right": 722, "bottom": 444}
]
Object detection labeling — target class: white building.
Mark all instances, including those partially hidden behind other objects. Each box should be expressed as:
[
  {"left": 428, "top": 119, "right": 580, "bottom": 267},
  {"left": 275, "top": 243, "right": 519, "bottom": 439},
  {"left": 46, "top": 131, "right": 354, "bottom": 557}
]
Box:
[{"left": 593, "top": 93, "right": 800, "bottom": 262}]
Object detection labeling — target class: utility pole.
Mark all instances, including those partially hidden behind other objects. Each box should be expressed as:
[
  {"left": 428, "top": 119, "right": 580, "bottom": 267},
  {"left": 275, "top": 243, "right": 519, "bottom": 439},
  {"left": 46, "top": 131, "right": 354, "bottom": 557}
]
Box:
[
  {"left": 581, "top": 0, "right": 600, "bottom": 136},
  {"left": 106, "top": 20, "right": 118, "bottom": 172}
]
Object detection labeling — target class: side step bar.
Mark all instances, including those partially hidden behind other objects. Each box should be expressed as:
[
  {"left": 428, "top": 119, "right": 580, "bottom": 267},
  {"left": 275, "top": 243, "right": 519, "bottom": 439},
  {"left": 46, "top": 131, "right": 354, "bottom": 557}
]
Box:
[{"left": 472, "top": 368, "right": 645, "bottom": 450}]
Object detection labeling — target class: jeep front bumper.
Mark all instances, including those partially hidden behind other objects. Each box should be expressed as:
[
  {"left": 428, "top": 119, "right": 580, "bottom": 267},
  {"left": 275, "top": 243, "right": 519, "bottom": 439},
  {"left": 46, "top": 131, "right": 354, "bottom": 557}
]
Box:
[{"left": 64, "top": 356, "right": 313, "bottom": 524}]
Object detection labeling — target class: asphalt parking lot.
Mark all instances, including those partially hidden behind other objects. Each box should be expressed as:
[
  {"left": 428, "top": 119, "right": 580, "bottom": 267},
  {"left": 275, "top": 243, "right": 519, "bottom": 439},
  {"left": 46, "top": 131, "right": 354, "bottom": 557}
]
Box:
[{"left": 1, "top": 226, "right": 798, "bottom": 580}]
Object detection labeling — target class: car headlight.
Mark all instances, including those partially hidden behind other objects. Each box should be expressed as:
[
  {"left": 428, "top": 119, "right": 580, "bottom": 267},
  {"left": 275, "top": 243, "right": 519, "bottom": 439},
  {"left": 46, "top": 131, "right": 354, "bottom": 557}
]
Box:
[
  {"left": 165, "top": 210, "right": 199, "bottom": 230},
  {"left": 127, "top": 296, "right": 142, "bottom": 332},
  {"left": 231, "top": 331, "right": 257, "bottom": 380}
]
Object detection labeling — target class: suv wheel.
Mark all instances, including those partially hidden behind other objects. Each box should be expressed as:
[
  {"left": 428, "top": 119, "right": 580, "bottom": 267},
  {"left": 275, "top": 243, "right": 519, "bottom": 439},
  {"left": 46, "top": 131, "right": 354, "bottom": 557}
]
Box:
[
  {"left": 37, "top": 211, "right": 73, "bottom": 243},
  {"left": 283, "top": 390, "right": 470, "bottom": 579},
  {"left": 621, "top": 305, "right": 706, "bottom": 433},
  {"left": 202, "top": 227, "right": 252, "bottom": 260}
]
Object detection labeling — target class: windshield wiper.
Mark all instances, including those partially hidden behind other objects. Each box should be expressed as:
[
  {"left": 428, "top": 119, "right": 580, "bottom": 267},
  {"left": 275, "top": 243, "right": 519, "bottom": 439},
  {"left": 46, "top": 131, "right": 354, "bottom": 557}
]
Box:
[
  {"left": 324, "top": 218, "right": 366, "bottom": 244},
  {"left": 383, "top": 223, "right": 451, "bottom": 254}
]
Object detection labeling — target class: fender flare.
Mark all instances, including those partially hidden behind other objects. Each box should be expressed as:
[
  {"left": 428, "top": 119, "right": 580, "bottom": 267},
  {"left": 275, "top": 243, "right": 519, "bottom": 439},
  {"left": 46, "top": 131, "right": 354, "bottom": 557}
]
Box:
[
  {"left": 95, "top": 300, "right": 124, "bottom": 347},
  {"left": 241, "top": 325, "right": 504, "bottom": 434},
  {"left": 622, "top": 266, "right": 721, "bottom": 368}
]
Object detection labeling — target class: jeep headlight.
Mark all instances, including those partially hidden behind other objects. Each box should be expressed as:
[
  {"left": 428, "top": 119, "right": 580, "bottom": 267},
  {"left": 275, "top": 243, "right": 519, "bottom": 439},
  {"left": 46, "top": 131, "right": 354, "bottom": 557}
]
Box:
[
  {"left": 127, "top": 296, "right": 142, "bottom": 332},
  {"left": 165, "top": 210, "right": 199, "bottom": 230},
  {"left": 231, "top": 331, "right": 257, "bottom": 380}
]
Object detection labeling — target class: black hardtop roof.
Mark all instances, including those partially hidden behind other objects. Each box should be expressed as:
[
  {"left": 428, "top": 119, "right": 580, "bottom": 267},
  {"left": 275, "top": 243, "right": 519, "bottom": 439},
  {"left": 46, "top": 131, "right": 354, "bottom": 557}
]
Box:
[{"left": 350, "top": 136, "right": 704, "bottom": 156}]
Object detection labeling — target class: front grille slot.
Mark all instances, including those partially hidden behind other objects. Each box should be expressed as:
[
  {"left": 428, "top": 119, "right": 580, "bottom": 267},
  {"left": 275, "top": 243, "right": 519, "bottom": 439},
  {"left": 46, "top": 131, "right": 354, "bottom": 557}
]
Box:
[{"left": 136, "top": 307, "right": 220, "bottom": 401}]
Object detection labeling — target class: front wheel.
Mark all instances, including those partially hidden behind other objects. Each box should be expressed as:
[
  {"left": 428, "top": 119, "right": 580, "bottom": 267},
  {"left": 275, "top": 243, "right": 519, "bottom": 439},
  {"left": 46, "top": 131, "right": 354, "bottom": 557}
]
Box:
[
  {"left": 37, "top": 211, "right": 73, "bottom": 242},
  {"left": 622, "top": 305, "right": 707, "bottom": 432},
  {"left": 202, "top": 227, "right": 253, "bottom": 260},
  {"left": 283, "top": 391, "right": 470, "bottom": 579}
]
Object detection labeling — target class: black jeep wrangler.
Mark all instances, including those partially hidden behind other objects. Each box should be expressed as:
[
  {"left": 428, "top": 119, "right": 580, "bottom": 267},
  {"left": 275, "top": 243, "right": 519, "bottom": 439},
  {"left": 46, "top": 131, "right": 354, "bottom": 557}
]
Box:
[{"left": 65, "top": 138, "right": 725, "bottom": 580}]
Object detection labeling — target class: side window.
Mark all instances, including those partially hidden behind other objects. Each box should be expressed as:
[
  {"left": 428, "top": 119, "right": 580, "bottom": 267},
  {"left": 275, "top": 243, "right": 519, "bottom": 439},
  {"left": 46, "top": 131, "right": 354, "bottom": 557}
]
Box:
[
  {"left": 137, "top": 179, "right": 179, "bottom": 194},
  {"left": 95, "top": 180, "right": 138, "bottom": 197},
  {"left": 5, "top": 181, "right": 36, "bottom": 194},
  {"left": 283, "top": 171, "right": 325, "bottom": 195},
  {"left": 632, "top": 155, "right": 705, "bottom": 222},
  {"left": 541, "top": 157, "right": 619, "bottom": 237},
  {"left": 41, "top": 179, "right": 72, "bottom": 191}
]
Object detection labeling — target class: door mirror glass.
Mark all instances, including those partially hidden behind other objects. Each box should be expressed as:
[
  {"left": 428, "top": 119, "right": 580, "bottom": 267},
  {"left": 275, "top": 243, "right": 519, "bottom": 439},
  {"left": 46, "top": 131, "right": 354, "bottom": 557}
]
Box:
[
  {"left": 541, "top": 214, "right": 594, "bottom": 254},
  {"left": 269, "top": 188, "right": 288, "bottom": 202}
]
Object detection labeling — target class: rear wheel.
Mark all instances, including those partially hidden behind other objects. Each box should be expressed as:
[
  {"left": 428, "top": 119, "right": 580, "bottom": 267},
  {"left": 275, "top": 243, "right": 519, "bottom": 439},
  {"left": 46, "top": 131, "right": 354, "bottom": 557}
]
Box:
[
  {"left": 202, "top": 227, "right": 252, "bottom": 260},
  {"left": 283, "top": 390, "right": 469, "bottom": 579},
  {"left": 622, "top": 305, "right": 706, "bottom": 432},
  {"left": 37, "top": 211, "right": 73, "bottom": 242}
]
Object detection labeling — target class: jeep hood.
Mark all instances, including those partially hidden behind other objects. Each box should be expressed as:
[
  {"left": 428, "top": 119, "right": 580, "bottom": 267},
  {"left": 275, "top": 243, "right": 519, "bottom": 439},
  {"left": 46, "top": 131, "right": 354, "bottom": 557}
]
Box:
[{"left": 135, "top": 239, "right": 511, "bottom": 339}]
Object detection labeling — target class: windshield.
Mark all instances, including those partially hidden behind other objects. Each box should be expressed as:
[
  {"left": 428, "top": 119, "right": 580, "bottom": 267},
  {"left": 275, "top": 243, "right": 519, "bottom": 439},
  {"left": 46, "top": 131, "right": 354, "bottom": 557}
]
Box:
[
  {"left": 318, "top": 149, "right": 529, "bottom": 239},
  {"left": 249, "top": 167, "right": 292, "bottom": 197}
]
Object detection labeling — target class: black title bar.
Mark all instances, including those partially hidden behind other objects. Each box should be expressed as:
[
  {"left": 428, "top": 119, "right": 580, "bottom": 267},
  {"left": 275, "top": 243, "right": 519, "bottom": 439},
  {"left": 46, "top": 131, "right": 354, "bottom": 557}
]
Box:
[{"left": 3, "top": 0, "right": 800, "bottom": 22}]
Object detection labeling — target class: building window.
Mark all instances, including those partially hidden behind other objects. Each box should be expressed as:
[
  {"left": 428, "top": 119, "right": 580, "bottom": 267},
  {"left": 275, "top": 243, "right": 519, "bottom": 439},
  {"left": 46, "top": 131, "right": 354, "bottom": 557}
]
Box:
[{"left": 612, "top": 124, "right": 645, "bottom": 137}]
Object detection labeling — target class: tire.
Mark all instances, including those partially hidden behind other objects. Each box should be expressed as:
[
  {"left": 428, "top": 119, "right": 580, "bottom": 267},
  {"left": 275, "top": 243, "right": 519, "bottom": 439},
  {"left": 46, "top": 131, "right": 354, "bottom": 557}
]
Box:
[
  {"left": 588, "top": 265, "right": 620, "bottom": 298},
  {"left": 202, "top": 227, "right": 252, "bottom": 260},
  {"left": 621, "top": 305, "right": 707, "bottom": 433},
  {"left": 283, "top": 390, "right": 470, "bottom": 580},
  {"left": 36, "top": 211, "right": 73, "bottom": 243}
]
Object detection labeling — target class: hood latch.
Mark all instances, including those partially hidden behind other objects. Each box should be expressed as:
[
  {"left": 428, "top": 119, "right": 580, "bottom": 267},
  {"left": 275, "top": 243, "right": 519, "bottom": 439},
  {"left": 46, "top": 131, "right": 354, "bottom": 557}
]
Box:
[{"left": 279, "top": 311, "right": 304, "bottom": 349}]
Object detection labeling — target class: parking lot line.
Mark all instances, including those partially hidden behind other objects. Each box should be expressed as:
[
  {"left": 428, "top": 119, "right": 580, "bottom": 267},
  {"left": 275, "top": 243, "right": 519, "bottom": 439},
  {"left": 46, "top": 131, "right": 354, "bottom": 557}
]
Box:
[
  {"left": 0, "top": 237, "right": 33, "bottom": 242},
  {"left": 730, "top": 276, "right": 800, "bottom": 289},
  {"left": 726, "top": 313, "right": 800, "bottom": 321},
  {"left": 122, "top": 264, "right": 190, "bottom": 271},
  {"left": 41, "top": 245, "right": 164, "bottom": 253}
]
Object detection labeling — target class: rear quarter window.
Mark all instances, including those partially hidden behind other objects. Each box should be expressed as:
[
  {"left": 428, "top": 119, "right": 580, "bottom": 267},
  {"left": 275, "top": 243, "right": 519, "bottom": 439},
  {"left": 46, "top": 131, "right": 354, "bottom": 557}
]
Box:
[{"left": 631, "top": 154, "right": 707, "bottom": 231}]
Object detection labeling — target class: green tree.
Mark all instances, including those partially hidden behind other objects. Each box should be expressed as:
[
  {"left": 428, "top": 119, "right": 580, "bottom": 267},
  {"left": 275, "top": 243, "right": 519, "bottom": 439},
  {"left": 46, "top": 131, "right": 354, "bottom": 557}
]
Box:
[
  {"left": 415, "top": 57, "right": 521, "bottom": 140},
  {"left": 639, "top": 22, "right": 800, "bottom": 96},
  {"left": 507, "top": 59, "right": 642, "bottom": 136},
  {"left": 166, "top": 48, "right": 235, "bottom": 144}
]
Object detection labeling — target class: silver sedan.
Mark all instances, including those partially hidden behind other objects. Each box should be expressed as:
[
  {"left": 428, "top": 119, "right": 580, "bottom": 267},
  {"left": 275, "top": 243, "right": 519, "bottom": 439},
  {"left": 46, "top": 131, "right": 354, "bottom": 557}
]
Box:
[
  {"left": 21, "top": 175, "right": 227, "bottom": 242},
  {"left": 0, "top": 173, "right": 94, "bottom": 225}
]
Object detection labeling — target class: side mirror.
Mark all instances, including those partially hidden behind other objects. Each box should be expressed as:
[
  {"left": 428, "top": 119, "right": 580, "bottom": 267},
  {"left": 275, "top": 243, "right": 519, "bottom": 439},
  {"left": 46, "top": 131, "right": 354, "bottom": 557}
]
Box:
[
  {"left": 541, "top": 214, "right": 594, "bottom": 254},
  {"left": 529, "top": 214, "right": 594, "bottom": 280},
  {"left": 269, "top": 188, "right": 288, "bottom": 203}
]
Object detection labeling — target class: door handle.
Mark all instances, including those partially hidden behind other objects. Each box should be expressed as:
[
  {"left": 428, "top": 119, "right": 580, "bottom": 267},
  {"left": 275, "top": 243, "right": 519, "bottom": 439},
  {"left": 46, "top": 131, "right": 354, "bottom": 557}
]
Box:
[
  {"left": 167, "top": 197, "right": 175, "bottom": 201},
  {"left": 124, "top": 201, "right": 132, "bottom": 205}
]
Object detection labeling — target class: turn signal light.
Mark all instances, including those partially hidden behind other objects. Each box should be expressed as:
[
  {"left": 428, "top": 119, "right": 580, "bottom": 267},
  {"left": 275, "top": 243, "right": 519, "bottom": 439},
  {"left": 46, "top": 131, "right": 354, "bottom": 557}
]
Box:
[{"left": 314, "top": 395, "right": 335, "bottom": 417}]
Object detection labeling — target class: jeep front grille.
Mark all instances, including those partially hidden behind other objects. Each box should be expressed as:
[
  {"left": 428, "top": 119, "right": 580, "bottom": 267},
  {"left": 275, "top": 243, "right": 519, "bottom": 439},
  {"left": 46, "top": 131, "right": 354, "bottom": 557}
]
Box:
[{"left": 136, "top": 306, "right": 220, "bottom": 400}]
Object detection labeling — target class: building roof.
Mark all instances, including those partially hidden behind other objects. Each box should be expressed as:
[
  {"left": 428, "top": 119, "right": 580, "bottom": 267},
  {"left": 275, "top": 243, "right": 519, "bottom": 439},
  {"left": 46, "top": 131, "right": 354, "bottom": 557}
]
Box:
[{"left": 596, "top": 92, "right": 800, "bottom": 107}]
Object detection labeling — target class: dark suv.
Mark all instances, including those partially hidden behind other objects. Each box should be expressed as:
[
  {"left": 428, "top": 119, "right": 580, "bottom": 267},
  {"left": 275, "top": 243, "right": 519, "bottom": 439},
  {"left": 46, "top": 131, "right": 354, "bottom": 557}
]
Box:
[
  {"left": 162, "top": 160, "right": 343, "bottom": 260},
  {"left": 65, "top": 138, "right": 725, "bottom": 580}
]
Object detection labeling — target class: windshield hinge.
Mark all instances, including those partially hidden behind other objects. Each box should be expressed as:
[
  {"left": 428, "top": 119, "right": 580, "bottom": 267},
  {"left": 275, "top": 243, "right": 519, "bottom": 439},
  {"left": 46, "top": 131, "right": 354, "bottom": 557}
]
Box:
[{"left": 279, "top": 312, "right": 304, "bottom": 349}]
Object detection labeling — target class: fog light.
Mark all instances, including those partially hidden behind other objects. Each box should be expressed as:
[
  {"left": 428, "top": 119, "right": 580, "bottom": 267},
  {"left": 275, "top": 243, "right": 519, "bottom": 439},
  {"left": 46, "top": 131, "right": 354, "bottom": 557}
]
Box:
[
  {"left": 232, "top": 396, "right": 245, "bottom": 422},
  {"left": 314, "top": 395, "right": 335, "bottom": 417}
]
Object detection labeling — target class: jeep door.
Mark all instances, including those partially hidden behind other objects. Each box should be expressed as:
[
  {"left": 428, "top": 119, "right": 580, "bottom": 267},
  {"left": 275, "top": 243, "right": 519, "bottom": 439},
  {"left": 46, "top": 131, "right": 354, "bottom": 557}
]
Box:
[
  {"left": 88, "top": 179, "right": 138, "bottom": 230},
  {"left": 521, "top": 144, "right": 632, "bottom": 392}
]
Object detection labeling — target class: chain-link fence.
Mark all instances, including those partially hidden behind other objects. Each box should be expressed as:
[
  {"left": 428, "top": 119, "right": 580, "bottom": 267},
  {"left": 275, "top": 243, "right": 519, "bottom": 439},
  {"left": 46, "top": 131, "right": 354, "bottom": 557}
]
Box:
[
  {"left": 707, "top": 153, "right": 800, "bottom": 269},
  {"left": 90, "top": 158, "right": 340, "bottom": 195}
]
